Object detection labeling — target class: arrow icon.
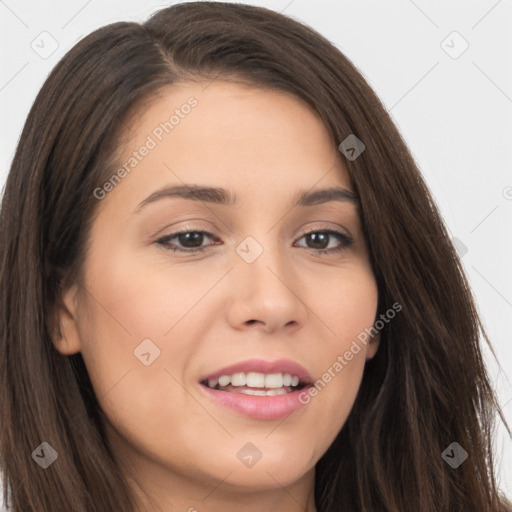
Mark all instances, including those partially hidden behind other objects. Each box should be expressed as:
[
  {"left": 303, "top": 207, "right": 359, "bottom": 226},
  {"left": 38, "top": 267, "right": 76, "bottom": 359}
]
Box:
[
  {"left": 31, "top": 442, "right": 58, "bottom": 468},
  {"left": 236, "top": 237, "right": 263, "bottom": 263},
  {"left": 440, "top": 31, "right": 469, "bottom": 60},
  {"left": 237, "top": 441, "right": 262, "bottom": 467},
  {"left": 441, "top": 442, "right": 468, "bottom": 468},
  {"left": 339, "top": 134, "right": 365, "bottom": 161},
  {"left": 134, "top": 339, "right": 161, "bottom": 366}
]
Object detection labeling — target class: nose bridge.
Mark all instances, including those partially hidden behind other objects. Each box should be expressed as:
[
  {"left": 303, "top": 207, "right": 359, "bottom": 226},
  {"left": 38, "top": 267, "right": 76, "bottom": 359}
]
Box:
[
  {"left": 235, "top": 233, "right": 287, "bottom": 289},
  {"left": 227, "top": 232, "right": 306, "bottom": 330}
]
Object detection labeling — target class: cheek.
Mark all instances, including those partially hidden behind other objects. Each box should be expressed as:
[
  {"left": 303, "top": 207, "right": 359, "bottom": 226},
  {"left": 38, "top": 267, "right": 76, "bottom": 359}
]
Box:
[
  {"left": 301, "top": 266, "right": 377, "bottom": 432},
  {"left": 87, "top": 239, "right": 226, "bottom": 338},
  {"left": 307, "top": 350, "right": 367, "bottom": 423},
  {"left": 74, "top": 244, "right": 218, "bottom": 445},
  {"left": 313, "top": 264, "right": 378, "bottom": 345}
]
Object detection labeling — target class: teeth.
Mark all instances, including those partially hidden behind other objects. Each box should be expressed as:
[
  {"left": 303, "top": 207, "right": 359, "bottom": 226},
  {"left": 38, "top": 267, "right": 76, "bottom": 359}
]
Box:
[
  {"left": 231, "top": 372, "right": 246, "bottom": 386},
  {"left": 205, "top": 371, "right": 302, "bottom": 390},
  {"left": 238, "top": 388, "right": 288, "bottom": 396},
  {"left": 208, "top": 378, "right": 219, "bottom": 388},
  {"left": 265, "top": 373, "right": 283, "bottom": 388},
  {"left": 218, "top": 375, "right": 230, "bottom": 387},
  {"left": 246, "top": 372, "right": 265, "bottom": 387}
]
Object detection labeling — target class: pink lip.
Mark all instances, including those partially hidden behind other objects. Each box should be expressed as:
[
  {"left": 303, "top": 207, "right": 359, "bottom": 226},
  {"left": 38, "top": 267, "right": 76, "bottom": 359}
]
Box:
[
  {"left": 199, "top": 358, "right": 314, "bottom": 384},
  {"left": 198, "top": 384, "right": 312, "bottom": 420}
]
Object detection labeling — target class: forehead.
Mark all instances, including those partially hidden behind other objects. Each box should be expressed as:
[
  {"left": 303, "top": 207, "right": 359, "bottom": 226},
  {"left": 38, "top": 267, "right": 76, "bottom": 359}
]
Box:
[
  {"left": 125, "top": 79, "right": 341, "bottom": 157},
  {"left": 99, "top": 80, "right": 353, "bottom": 216}
]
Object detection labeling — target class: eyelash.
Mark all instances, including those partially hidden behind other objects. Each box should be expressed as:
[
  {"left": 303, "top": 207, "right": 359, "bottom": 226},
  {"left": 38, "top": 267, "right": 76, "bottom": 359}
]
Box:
[{"left": 156, "top": 227, "right": 353, "bottom": 255}]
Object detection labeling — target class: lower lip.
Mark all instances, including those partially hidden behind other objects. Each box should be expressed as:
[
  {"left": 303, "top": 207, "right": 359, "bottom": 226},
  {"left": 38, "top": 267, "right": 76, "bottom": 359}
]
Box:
[{"left": 198, "top": 384, "right": 311, "bottom": 420}]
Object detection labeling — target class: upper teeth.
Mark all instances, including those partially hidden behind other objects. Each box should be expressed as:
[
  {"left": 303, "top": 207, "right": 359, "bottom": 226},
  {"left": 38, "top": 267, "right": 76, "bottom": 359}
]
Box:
[{"left": 209, "top": 372, "right": 300, "bottom": 389}]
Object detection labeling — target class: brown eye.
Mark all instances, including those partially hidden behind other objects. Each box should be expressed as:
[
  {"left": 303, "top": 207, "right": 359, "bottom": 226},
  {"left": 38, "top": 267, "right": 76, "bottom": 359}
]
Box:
[
  {"left": 294, "top": 230, "right": 353, "bottom": 254},
  {"left": 156, "top": 230, "right": 217, "bottom": 253}
]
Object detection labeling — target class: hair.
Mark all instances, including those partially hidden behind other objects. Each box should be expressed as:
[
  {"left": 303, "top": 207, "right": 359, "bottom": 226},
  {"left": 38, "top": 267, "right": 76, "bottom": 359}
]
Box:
[{"left": 0, "top": 2, "right": 510, "bottom": 511}]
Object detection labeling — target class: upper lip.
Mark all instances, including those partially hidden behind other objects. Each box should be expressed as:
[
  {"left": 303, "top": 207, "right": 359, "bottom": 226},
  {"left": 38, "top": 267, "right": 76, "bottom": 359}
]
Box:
[{"left": 200, "top": 358, "right": 314, "bottom": 384}]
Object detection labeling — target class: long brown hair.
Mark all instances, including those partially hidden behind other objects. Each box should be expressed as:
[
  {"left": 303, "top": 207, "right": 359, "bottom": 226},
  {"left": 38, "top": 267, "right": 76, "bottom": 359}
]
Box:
[{"left": 0, "top": 2, "right": 510, "bottom": 511}]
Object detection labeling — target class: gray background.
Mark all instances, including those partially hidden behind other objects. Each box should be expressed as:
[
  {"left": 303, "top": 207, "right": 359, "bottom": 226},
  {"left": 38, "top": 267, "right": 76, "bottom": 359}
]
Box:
[{"left": 1, "top": 0, "right": 511, "bottom": 506}]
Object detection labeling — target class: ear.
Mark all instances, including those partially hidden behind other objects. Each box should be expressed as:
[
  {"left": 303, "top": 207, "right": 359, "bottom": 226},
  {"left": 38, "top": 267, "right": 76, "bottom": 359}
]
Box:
[
  {"left": 365, "top": 331, "right": 381, "bottom": 360},
  {"left": 50, "top": 282, "right": 82, "bottom": 355}
]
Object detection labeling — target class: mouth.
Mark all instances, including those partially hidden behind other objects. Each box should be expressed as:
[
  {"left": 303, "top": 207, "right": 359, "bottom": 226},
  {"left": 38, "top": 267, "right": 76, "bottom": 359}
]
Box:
[
  {"left": 199, "top": 357, "right": 313, "bottom": 394},
  {"left": 198, "top": 359, "right": 314, "bottom": 420}
]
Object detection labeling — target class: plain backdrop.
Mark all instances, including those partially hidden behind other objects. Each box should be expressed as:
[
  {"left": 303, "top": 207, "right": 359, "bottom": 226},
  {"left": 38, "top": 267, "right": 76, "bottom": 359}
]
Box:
[{"left": 0, "top": 0, "right": 511, "bottom": 507}]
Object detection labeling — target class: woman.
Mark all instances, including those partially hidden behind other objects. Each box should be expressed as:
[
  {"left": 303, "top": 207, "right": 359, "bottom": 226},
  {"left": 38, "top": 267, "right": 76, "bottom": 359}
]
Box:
[{"left": 0, "top": 2, "right": 510, "bottom": 511}]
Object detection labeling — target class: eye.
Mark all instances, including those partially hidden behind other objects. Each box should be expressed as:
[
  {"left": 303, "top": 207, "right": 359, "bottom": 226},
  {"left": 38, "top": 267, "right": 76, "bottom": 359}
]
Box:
[
  {"left": 156, "top": 227, "right": 353, "bottom": 255},
  {"left": 294, "top": 229, "right": 353, "bottom": 254},
  {"left": 156, "top": 228, "right": 218, "bottom": 253}
]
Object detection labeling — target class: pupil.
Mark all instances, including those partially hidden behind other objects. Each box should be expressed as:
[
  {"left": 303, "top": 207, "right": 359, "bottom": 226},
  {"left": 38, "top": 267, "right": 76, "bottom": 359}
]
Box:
[
  {"left": 179, "top": 232, "right": 203, "bottom": 247},
  {"left": 308, "top": 232, "right": 328, "bottom": 249}
]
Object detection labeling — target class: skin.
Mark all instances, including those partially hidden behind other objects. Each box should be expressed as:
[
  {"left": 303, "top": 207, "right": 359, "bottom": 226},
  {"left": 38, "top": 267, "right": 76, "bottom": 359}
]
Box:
[{"left": 53, "top": 80, "right": 380, "bottom": 512}]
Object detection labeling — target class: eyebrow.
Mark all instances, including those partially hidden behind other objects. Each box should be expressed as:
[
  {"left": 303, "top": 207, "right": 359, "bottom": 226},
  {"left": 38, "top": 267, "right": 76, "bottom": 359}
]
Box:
[{"left": 133, "top": 184, "right": 359, "bottom": 214}]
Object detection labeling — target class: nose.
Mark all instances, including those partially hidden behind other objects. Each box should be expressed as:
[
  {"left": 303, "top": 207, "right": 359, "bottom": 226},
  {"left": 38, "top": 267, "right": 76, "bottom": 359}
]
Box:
[{"left": 225, "top": 237, "right": 308, "bottom": 333}]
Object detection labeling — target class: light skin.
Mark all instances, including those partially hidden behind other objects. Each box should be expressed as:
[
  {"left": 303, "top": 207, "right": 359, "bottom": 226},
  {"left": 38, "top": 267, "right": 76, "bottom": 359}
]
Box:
[{"left": 53, "top": 79, "right": 380, "bottom": 512}]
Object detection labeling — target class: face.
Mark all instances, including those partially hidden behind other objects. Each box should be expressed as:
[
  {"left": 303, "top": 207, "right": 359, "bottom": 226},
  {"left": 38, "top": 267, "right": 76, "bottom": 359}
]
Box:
[{"left": 54, "top": 80, "right": 379, "bottom": 508}]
